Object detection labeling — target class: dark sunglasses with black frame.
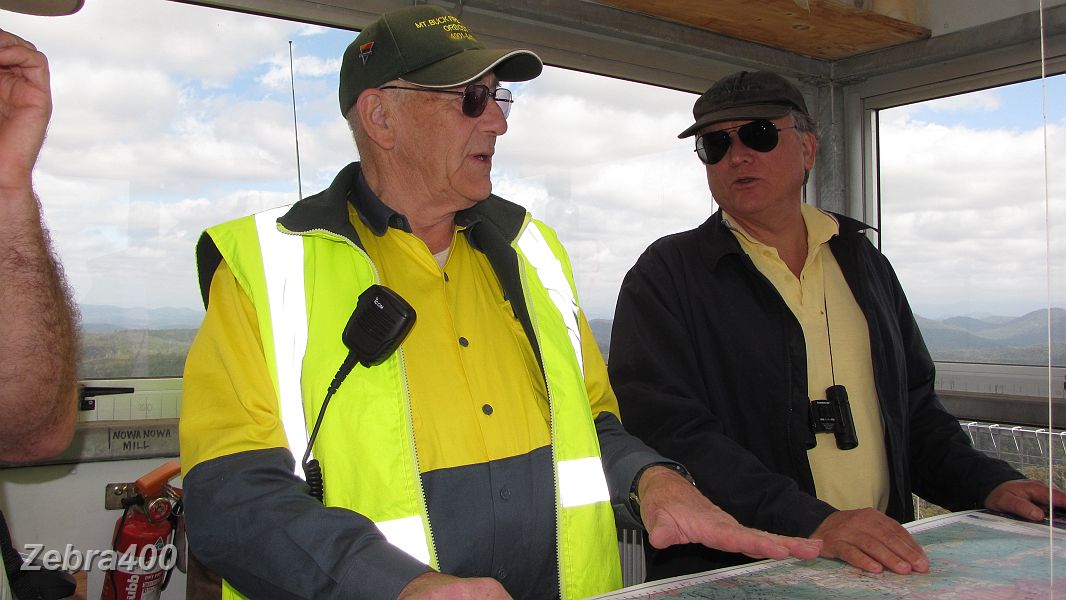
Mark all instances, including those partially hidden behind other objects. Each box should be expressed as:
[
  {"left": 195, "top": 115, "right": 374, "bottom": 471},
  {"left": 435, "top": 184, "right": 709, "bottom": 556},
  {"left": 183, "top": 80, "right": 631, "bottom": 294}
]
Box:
[
  {"left": 378, "top": 83, "right": 514, "bottom": 118},
  {"left": 695, "top": 119, "right": 797, "bottom": 165}
]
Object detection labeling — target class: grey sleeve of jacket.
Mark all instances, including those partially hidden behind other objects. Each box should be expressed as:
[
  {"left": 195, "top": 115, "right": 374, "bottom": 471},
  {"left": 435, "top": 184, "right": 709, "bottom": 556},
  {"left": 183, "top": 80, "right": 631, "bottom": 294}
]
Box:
[
  {"left": 183, "top": 447, "right": 432, "bottom": 600},
  {"left": 594, "top": 411, "right": 686, "bottom": 530}
]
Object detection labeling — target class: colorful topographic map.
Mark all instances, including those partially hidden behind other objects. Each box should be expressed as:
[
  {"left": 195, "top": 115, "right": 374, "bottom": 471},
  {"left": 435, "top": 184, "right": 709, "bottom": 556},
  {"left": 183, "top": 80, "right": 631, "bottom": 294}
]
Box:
[{"left": 594, "top": 511, "right": 1066, "bottom": 599}]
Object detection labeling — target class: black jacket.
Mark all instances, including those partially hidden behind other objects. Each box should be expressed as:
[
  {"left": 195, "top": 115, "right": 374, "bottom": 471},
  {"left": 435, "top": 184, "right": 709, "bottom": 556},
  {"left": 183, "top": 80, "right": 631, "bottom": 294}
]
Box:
[{"left": 608, "top": 209, "right": 1023, "bottom": 579}]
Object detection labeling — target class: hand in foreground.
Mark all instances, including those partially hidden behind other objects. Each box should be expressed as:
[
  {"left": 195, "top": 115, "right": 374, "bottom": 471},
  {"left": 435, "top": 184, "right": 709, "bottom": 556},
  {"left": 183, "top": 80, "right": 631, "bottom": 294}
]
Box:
[
  {"left": 0, "top": 29, "right": 52, "bottom": 191},
  {"left": 397, "top": 572, "right": 512, "bottom": 600},
  {"left": 985, "top": 479, "right": 1066, "bottom": 521},
  {"left": 811, "top": 508, "right": 928, "bottom": 574},
  {"left": 638, "top": 466, "right": 822, "bottom": 561}
]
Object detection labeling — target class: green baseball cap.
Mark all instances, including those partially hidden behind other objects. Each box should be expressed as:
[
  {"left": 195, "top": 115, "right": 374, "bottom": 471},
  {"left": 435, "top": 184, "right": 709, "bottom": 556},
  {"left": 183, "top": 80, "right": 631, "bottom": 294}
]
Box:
[
  {"left": 339, "top": 5, "right": 543, "bottom": 116},
  {"left": 0, "top": 0, "right": 83, "bottom": 15}
]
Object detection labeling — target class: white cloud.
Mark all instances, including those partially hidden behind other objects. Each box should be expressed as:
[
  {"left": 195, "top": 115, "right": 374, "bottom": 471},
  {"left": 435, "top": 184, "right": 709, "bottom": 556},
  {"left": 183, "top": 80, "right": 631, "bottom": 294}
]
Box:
[
  {"left": 15, "top": 2, "right": 712, "bottom": 316},
  {"left": 494, "top": 68, "right": 709, "bottom": 316},
  {"left": 8, "top": 0, "right": 1063, "bottom": 324},
  {"left": 501, "top": 68, "right": 697, "bottom": 174},
  {"left": 37, "top": 168, "right": 297, "bottom": 310},
  {"left": 259, "top": 53, "right": 342, "bottom": 90},
  {"left": 920, "top": 88, "right": 1003, "bottom": 112},
  {"left": 4, "top": 0, "right": 346, "bottom": 310},
  {"left": 878, "top": 110, "right": 1065, "bottom": 317}
]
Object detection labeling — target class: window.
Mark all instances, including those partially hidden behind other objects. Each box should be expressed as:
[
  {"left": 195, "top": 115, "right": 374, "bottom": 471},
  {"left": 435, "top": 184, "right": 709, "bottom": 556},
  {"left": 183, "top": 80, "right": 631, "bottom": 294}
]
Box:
[
  {"left": 877, "top": 75, "right": 1065, "bottom": 369},
  {"left": 868, "top": 67, "right": 1065, "bottom": 437},
  {"left": 9, "top": 0, "right": 704, "bottom": 399},
  {"left": 867, "top": 63, "right": 1065, "bottom": 515},
  {"left": 495, "top": 70, "right": 705, "bottom": 357}
]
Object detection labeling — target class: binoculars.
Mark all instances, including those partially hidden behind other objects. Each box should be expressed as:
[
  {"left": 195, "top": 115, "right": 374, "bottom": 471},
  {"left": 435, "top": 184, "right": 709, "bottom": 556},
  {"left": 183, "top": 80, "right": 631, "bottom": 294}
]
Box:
[{"left": 807, "top": 384, "right": 858, "bottom": 450}]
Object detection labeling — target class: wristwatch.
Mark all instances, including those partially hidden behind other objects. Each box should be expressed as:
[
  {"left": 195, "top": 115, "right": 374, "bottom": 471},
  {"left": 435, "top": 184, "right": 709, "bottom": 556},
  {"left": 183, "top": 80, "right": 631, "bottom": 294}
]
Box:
[{"left": 629, "top": 462, "right": 696, "bottom": 518}]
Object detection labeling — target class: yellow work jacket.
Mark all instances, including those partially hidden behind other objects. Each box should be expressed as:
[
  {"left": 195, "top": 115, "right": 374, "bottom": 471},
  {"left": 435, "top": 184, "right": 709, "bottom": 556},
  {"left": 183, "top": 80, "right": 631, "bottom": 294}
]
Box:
[{"left": 195, "top": 165, "right": 622, "bottom": 599}]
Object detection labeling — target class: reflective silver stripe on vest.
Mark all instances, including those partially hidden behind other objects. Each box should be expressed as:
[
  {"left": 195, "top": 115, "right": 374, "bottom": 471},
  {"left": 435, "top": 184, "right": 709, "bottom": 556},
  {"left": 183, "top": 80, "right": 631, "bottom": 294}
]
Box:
[
  {"left": 557, "top": 457, "right": 611, "bottom": 507},
  {"left": 252, "top": 214, "right": 431, "bottom": 563},
  {"left": 255, "top": 206, "right": 310, "bottom": 472},
  {"left": 515, "top": 224, "right": 583, "bottom": 373},
  {"left": 375, "top": 515, "right": 432, "bottom": 564},
  {"left": 516, "top": 224, "right": 609, "bottom": 507}
]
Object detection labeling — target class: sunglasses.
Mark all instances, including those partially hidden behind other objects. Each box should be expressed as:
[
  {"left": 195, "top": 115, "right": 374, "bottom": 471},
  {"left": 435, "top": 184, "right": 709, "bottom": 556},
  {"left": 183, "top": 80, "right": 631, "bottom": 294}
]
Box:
[
  {"left": 695, "top": 119, "right": 797, "bottom": 165},
  {"left": 378, "top": 83, "right": 514, "bottom": 118}
]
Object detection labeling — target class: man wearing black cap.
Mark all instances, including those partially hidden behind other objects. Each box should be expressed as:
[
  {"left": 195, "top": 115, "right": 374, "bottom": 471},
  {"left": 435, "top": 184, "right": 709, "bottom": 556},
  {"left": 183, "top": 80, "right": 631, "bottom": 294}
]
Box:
[
  {"left": 179, "top": 11, "right": 820, "bottom": 600},
  {"left": 609, "top": 70, "right": 1066, "bottom": 581}
]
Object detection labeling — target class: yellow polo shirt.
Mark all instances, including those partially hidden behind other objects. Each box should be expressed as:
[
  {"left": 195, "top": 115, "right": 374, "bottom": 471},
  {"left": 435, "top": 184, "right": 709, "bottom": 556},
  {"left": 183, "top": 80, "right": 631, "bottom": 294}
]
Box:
[
  {"left": 181, "top": 204, "right": 619, "bottom": 475},
  {"left": 726, "top": 204, "right": 889, "bottom": 512}
]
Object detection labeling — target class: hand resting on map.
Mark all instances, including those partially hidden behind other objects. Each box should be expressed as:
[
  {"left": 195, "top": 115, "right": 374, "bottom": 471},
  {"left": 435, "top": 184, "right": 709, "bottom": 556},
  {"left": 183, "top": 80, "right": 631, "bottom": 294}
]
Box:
[
  {"left": 984, "top": 479, "right": 1066, "bottom": 521},
  {"left": 813, "top": 479, "right": 1066, "bottom": 575},
  {"left": 811, "top": 508, "right": 929, "bottom": 575},
  {"left": 638, "top": 466, "right": 823, "bottom": 561}
]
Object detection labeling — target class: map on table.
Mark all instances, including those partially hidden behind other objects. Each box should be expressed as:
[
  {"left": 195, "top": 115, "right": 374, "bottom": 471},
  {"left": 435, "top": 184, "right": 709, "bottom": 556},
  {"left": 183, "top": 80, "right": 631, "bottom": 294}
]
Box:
[{"left": 592, "top": 510, "right": 1065, "bottom": 599}]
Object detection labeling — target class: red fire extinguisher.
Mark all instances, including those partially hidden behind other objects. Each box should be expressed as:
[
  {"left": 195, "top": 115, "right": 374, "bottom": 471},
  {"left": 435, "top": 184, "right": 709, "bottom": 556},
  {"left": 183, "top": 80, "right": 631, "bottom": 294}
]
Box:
[{"left": 101, "top": 460, "right": 183, "bottom": 600}]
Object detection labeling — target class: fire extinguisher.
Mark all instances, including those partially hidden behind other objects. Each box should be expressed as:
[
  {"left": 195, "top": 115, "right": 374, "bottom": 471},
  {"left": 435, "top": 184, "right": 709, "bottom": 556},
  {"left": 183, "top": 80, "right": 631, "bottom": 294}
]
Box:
[{"left": 101, "top": 460, "right": 183, "bottom": 600}]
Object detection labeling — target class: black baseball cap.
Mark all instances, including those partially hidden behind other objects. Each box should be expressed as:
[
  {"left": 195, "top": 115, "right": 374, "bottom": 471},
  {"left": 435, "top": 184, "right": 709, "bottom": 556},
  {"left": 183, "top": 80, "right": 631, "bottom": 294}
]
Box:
[
  {"left": 678, "top": 71, "right": 809, "bottom": 138},
  {"left": 0, "top": 0, "right": 83, "bottom": 15},
  {"left": 339, "top": 5, "right": 543, "bottom": 116}
]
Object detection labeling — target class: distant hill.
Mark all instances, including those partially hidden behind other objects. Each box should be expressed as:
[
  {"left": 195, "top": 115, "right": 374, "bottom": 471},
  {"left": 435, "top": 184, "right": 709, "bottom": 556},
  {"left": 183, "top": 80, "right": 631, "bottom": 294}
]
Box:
[
  {"left": 941, "top": 316, "right": 1000, "bottom": 334},
  {"left": 75, "top": 305, "right": 203, "bottom": 377},
  {"left": 948, "top": 308, "right": 1064, "bottom": 346},
  {"left": 73, "top": 304, "right": 1064, "bottom": 378},
  {"left": 918, "top": 308, "right": 1065, "bottom": 364},
  {"left": 914, "top": 316, "right": 1002, "bottom": 350},
  {"left": 591, "top": 308, "right": 1064, "bottom": 367},
  {"left": 80, "top": 328, "right": 197, "bottom": 378},
  {"left": 79, "top": 304, "right": 205, "bottom": 332},
  {"left": 589, "top": 319, "right": 612, "bottom": 360}
]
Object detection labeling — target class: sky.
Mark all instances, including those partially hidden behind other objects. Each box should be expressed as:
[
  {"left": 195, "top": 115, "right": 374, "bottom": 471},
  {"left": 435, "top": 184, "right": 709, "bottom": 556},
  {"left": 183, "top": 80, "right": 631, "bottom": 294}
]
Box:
[
  {"left": 878, "top": 76, "right": 1065, "bottom": 319},
  {"left": 2, "top": 0, "right": 1063, "bottom": 322}
]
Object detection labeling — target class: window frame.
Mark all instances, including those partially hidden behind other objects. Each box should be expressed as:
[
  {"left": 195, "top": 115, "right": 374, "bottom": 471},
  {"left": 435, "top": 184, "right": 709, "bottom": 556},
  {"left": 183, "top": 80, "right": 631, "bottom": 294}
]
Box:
[{"left": 840, "top": 42, "right": 1066, "bottom": 428}]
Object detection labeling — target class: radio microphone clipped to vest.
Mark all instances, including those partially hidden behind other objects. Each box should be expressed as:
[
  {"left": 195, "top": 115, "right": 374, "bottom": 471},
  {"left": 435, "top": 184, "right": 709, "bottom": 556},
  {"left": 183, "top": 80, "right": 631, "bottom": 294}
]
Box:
[{"left": 303, "top": 284, "right": 416, "bottom": 501}]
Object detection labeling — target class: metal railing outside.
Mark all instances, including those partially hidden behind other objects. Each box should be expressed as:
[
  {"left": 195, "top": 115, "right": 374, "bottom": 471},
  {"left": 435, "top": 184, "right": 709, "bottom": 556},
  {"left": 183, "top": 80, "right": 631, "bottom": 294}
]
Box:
[
  {"left": 618, "top": 527, "right": 646, "bottom": 587},
  {"left": 961, "top": 420, "right": 1066, "bottom": 470}
]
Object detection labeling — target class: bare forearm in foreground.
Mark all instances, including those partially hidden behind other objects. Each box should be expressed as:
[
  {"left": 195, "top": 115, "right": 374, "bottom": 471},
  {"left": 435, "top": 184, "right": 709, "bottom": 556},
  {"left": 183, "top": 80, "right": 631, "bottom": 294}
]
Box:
[
  {"left": 0, "top": 187, "right": 77, "bottom": 462},
  {"left": 0, "top": 29, "right": 77, "bottom": 462}
]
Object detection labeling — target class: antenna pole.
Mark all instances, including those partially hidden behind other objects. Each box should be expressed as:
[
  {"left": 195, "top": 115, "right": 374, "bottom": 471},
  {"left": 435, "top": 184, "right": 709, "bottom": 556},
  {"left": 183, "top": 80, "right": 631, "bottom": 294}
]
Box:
[{"left": 289, "top": 41, "right": 303, "bottom": 200}]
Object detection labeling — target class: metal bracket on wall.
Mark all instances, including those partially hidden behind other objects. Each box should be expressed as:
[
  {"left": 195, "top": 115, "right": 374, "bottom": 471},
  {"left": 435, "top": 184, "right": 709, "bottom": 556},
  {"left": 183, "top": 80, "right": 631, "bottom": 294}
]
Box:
[{"left": 104, "top": 482, "right": 138, "bottom": 510}]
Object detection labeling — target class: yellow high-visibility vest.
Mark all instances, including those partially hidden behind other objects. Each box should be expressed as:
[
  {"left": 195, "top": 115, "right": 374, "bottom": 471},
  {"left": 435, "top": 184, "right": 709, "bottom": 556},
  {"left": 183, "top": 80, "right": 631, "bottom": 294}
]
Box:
[{"left": 200, "top": 196, "right": 621, "bottom": 599}]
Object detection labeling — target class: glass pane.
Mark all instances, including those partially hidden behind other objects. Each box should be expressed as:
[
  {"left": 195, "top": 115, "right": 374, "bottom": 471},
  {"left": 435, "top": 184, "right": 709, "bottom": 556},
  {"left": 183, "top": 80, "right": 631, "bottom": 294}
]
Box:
[
  {"left": 878, "top": 74, "right": 1065, "bottom": 369},
  {"left": 495, "top": 70, "right": 705, "bottom": 358},
  {"left": 8, "top": 0, "right": 703, "bottom": 379},
  {"left": 8, "top": 0, "right": 345, "bottom": 378},
  {"left": 877, "top": 71, "right": 1065, "bottom": 501}
]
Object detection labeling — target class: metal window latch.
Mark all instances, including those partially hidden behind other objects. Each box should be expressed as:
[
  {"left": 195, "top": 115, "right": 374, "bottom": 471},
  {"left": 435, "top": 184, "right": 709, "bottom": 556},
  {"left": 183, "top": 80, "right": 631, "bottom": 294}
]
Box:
[{"left": 79, "top": 385, "right": 135, "bottom": 411}]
